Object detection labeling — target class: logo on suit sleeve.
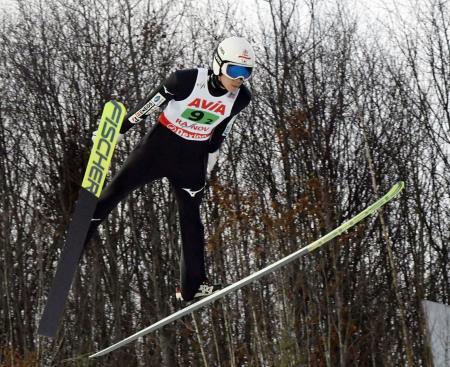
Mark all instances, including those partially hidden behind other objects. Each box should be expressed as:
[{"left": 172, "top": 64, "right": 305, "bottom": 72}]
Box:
[{"left": 129, "top": 93, "right": 166, "bottom": 124}]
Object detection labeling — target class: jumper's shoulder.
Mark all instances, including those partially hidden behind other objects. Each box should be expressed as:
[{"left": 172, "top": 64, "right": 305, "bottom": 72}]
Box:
[
  {"left": 234, "top": 84, "right": 252, "bottom": 112},
  {"left": 169, "top": 68, "right": 199, "bottom": 84},
  {"left": 239, "top": 84, "right": 252, "bottom": 103},
  {"left": 165, "top": 69, "right": 199, "bottom": 99}
]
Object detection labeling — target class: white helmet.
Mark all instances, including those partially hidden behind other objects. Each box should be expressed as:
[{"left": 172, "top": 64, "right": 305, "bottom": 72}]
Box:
[{"left": 213, "top": 36, "right": 255, "bottom": 80}]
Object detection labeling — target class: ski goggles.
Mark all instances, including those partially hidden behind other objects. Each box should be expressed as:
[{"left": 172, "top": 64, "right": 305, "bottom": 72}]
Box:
[{"left": 222, "top": 63, "right": 253, "bottom": 80}]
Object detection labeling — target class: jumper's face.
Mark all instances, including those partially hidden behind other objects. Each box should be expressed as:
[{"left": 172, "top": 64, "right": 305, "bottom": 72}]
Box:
[{"left": 218, "top": 74, "right": 244, "bottom": 93}]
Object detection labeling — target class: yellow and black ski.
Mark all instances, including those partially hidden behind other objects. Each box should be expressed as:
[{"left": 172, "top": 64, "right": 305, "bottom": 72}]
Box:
[{"left": 38, "top": 100, "right": 126, "bottom": 338}]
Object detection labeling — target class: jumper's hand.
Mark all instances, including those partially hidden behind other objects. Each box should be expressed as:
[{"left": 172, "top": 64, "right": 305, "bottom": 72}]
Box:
[
  {"left": 92, "top": 130, "right": 124, "bottom": 144},
  {"left": 207, "top": 151, "right": 219, "bottom": 178}
]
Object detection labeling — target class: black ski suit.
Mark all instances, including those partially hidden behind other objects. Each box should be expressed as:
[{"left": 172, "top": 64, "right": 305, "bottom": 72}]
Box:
[{"left": 85, "top": 68, "right": 251, "bottom": 301}]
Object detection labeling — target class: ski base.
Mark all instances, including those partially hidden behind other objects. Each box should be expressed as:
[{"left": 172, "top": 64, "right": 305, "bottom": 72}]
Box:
[{"left": 37, "top": 189, "right": 97, "bottom": 337}]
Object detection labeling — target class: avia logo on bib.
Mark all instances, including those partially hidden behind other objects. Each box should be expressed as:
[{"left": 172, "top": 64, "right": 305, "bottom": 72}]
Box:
[{"left": 187, "top": 98, "right": 226, "bottom": 115}]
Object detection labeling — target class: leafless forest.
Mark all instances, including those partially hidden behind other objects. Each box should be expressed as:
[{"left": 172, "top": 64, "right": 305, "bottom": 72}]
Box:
[{"left": 0, "top": 0, "right": 449, "bottom": 366}]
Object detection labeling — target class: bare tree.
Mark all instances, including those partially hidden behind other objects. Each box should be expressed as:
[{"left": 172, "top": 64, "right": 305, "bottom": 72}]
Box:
[{"left": 0, "top": 0, "right": 448, "bottom": 366}]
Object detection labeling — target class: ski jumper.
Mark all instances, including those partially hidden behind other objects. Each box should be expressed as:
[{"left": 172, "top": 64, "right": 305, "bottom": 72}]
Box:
[{"left": 84, "top": 68, "right": 251, "bottom": 301}]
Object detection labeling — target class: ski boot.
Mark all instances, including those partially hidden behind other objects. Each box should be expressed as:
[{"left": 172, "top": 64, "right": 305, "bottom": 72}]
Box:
[{"left": 176, "top": 280, "right": 223, "bottom": 301}]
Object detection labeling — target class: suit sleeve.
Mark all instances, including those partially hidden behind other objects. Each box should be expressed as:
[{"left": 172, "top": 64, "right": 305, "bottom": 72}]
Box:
[
  {"left": 207, "top": 115, "right": 238, "bottom": 153},
  {"left": 120, "top": 72, "right": 179, "bottom": 134}
]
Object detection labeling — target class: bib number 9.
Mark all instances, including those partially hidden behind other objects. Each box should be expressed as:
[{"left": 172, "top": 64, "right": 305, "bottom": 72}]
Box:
[
  {"left": 189, "top": 110, "right": 205, "bottom": 121},
  {"left": 182, "top": 108, "right": 220, "bottom": 125}
]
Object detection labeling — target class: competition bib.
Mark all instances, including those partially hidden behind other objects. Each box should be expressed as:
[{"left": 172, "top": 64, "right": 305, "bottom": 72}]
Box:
[{"left": 159, "top": 68, "right": 238, "bottom": 141}]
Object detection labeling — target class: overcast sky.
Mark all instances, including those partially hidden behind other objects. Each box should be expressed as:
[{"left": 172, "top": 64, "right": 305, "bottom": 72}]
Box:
[
  {"left": 0, "top": 0, "right": 418, "bottom": 17},
  {"left": 0, "top": 0, "right": 14, "bottom": 11},
  {"left": 0, "top": 0, "right": 420, "bottom": 36}
]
